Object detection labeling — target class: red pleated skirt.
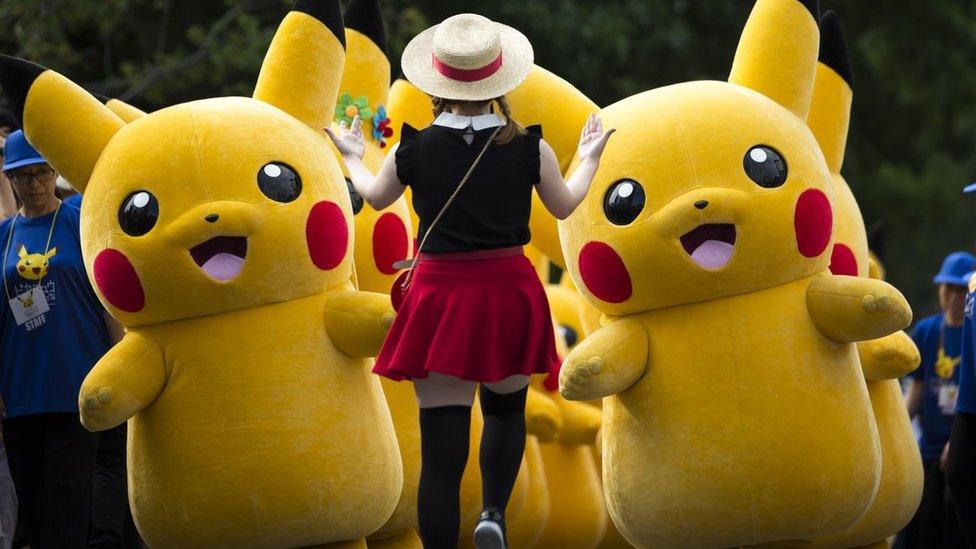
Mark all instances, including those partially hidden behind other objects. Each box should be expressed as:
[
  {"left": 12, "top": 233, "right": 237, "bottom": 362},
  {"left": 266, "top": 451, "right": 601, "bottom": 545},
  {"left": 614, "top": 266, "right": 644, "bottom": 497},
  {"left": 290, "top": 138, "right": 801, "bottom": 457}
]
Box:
[{"left": 373, "top": 246, "right": 560, "bottom": 382}]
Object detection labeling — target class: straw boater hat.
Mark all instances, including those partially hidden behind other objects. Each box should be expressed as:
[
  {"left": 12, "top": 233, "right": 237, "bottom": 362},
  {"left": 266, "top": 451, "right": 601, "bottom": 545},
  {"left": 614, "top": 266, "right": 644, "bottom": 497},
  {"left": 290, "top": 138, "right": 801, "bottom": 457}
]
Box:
[{"left": 401, "top": 13, "right": 534, "bottom": 102}]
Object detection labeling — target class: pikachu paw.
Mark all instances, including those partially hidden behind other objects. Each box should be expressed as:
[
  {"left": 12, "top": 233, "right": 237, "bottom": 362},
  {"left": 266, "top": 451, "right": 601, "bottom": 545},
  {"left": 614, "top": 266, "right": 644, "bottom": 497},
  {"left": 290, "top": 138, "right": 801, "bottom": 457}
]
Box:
[
  {"left": 559, "top": 356, "right": 604, "bottom": 401},
  {"left": 862, "top": 294, "right": 893, "bottom": 313},
  {"left": 79, "top": 387, "right": 118, "bottom": 432},
  {"left": 526, "top": 409, "right": 561, "bottom": 443}
]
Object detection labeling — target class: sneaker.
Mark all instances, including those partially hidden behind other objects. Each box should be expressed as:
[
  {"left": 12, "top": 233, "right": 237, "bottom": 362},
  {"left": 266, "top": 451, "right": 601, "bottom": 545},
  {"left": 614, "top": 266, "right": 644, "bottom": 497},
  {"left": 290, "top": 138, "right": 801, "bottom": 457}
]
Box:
[{"left": 473, "top": 507, "right": 507, "bottom": 549}]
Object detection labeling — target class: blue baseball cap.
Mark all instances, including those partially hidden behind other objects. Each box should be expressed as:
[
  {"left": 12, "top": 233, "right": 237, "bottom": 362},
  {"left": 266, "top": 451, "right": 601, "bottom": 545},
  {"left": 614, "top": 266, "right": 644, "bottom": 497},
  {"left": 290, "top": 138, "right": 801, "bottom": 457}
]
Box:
[
  {"left": 2, "top": 130, "right": 46, "bottom": 171},
  {"left": 934, "top": 251, "right": 976, "bottom": 286}
]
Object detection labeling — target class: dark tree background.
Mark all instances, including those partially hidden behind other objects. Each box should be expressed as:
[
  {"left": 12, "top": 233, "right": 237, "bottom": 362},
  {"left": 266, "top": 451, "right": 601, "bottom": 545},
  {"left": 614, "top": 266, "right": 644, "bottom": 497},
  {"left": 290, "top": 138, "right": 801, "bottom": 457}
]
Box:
[{"left": 1, "top": 0, "right": 973, "bottom": 318}]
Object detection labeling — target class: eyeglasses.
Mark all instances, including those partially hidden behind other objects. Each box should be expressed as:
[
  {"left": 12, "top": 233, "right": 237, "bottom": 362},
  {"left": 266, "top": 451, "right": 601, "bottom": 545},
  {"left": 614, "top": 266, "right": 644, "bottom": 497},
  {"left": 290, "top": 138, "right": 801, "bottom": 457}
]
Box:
[{"left": 5, "top": 168, "right": 56, "bottom": 186}]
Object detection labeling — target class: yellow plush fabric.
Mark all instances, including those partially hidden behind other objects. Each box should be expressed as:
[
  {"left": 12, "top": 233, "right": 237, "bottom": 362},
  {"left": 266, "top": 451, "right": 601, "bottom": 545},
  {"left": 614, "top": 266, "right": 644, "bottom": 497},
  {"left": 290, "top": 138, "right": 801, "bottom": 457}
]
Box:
[
  {"left": 105, "top": 98, "right": 148, "bottom": 123},
  {"left": 252, "top": 10, "right": 344, "bottom": 133},
  {"left": 556, "top": 1, "right": 913, "bottom": 546},
  {"left": 728, "top": 0, "right": 819, "bottom": 120},
  {"left": 6, "top": 2, "right": 407, "bottom": 546},
  {"left": 802, "top": 33, "right": 923, "bottom": 548},
  {"left": 22, "top": 70, "right": 125, "bottom": 191}
]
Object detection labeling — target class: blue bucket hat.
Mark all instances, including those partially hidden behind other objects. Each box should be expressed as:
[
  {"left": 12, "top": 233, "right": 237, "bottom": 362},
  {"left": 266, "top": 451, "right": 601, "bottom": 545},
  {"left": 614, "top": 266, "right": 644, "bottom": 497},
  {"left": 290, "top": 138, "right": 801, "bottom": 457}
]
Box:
[
  {"left": 934, "top": 251, "right": 976, "bottom": 286},
  {"left": 2, "top": 130, "right": 46, "bottom": 171}
]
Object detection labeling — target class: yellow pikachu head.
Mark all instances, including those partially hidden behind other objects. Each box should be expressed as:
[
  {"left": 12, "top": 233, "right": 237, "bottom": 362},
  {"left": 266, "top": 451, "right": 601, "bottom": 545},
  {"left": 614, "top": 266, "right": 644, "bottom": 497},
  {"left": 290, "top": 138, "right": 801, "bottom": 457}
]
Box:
[
  {"left": 15, "top": 245, "right": 57, "bottom": 281},
  {"left": 559, "top": 0, "right": 834, "bottom": 316},
  {"left": 807, "top": 11, "right": 868, "bottom": 278},
  {"left": 332, "top": 0, "right": 413, "bottom": 293},
  {"left": 0, "top": 0, "right": 352, "bottom": 327}
]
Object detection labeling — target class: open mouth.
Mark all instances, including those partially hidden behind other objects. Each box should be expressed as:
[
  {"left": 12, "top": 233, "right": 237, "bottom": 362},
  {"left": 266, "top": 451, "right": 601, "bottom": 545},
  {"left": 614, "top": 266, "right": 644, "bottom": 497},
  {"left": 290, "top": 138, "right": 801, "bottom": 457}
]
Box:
[
  {"left": 679, "top": 224, "right": 736, "bottom": 270},
  {"left": 189, "top": 236, "right": 247, "bottom": 281}
]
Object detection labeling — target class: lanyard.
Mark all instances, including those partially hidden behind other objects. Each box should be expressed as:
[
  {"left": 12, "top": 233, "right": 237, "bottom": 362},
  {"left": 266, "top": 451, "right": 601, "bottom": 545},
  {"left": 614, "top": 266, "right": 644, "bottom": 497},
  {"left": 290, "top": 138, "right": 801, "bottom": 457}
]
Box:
[{"left": 2, "top": 201, "right": 62, "bottom": 303}]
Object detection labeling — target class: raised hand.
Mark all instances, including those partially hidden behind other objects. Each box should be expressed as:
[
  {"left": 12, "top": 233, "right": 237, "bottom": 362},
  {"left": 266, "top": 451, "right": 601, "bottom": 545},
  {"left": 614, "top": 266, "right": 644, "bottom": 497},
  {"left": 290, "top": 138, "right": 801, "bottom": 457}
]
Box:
[
  {"left": 325, "top": 115, "right": 366, "bottom": 160},
  {"left": 577, "top": 113, "right": 615, "bottom": 161}
]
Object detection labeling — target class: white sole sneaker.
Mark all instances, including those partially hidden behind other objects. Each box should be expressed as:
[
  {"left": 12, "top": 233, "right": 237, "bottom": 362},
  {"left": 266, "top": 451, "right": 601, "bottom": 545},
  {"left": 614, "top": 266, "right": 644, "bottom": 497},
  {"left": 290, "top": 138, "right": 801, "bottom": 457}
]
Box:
[{"left": 473, "top": 519, "right": 506, "bottom": 549}]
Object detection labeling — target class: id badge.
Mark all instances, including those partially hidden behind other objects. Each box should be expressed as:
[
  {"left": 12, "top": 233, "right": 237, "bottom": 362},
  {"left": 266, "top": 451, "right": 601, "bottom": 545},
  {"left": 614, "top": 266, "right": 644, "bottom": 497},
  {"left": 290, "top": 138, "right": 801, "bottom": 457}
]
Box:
[
  {"left": 939, "top": 383, "right": 959, "bottom": 415},
  {"left": 8, "top": 286, "right": 50, "bottom": 326}
]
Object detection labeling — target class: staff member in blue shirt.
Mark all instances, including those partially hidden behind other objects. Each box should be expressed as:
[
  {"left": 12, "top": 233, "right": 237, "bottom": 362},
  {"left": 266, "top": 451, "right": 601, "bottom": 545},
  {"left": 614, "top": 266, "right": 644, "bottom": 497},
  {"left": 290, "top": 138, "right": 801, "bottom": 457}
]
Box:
[
  {"left": 947, "top": 181, "right": 976, "bottom": 547},
  {"left": 902, "top": 252, "right": 974, "bottom": 548},
  {"left": 0, "top": 131, "right": 123, "bottom": 548}
]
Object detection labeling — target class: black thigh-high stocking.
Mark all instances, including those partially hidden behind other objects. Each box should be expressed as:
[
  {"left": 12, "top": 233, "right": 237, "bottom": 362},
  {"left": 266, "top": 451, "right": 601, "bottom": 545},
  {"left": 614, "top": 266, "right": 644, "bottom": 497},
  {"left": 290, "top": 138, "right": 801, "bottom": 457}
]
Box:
[
  {"left": 417, "top": 405, "right": 472, "bottom": 549},
  {"left": 947, "top": 411, "right": 976, "bottom": 546},
  {"left": 478, "top": 385, "right": 528, "bottom": 513}
]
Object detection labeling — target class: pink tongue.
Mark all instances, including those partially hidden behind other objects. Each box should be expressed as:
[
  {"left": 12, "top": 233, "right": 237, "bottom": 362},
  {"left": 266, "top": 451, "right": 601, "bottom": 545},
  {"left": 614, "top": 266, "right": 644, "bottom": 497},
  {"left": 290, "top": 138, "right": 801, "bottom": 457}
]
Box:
[
  {"left": 690, "top": 240, "right": 734, "bottom": 270},
  {"left": 201, "top": 253, "right": 245, "bottom": 281}
]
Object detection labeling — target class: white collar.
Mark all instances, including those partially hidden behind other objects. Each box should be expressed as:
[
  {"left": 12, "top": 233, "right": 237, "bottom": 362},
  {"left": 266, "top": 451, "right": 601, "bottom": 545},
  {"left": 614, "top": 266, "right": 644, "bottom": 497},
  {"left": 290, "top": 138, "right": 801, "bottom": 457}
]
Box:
[{"left": 433, "top": 111, "right": 505, "bottom": 131}]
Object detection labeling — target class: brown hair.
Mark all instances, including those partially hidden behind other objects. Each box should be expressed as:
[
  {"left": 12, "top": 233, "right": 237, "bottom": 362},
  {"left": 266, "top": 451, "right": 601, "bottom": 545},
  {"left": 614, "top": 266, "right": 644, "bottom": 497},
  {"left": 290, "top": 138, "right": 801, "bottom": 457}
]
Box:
[{"left": 431, "top": 95, "right": 524, "bottom": 145}]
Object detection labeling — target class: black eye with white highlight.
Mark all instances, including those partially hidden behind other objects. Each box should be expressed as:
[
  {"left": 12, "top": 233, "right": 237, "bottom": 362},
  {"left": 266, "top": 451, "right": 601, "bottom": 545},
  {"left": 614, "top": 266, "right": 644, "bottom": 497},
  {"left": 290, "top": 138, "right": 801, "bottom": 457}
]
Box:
[
  {"left": 119, "top": 191, "right": 159, "bottom": 236},
  {"left": 257, "top": 162, "right": 302, "bottom": 203},
  {"left": 743, "top": 145, "right": 788, "bottom": 188},
  {"left": 603, "top": 179, "right": 645, "bottom": 225}
]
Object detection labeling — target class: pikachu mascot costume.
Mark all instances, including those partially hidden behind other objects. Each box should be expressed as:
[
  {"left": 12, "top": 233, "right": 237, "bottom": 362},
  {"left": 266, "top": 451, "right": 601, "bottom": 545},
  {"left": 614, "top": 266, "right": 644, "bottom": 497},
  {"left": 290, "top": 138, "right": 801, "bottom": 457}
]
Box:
[
  {"left": 0, "top": 1, "right": 404, "bottom": 546},
  {"left": 557, "top": 0, "right": 913, "bottom": 547},
  {"left": 803, "top": 12, "right": 922, "bottom": 549}
]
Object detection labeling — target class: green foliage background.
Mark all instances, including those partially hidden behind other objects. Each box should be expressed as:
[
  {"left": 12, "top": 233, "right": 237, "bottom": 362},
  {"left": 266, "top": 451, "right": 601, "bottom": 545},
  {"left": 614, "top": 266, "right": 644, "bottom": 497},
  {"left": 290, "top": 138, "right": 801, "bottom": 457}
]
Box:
[{"left": 1, "top": 0, "right": 973, "bottom": 318}]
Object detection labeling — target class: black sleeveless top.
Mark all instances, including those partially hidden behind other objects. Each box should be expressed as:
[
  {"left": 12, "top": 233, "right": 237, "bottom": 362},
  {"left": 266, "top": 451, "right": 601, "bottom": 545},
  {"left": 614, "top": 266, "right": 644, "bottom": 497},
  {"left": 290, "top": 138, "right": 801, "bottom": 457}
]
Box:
[{"left": 395, "top": 122, "right": 542, "bottom": 253}]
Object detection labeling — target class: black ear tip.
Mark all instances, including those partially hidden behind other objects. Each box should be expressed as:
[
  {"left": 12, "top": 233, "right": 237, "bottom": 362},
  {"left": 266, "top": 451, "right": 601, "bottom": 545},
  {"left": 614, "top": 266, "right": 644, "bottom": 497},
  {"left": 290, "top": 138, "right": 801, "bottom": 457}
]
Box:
[
  {"left": 0, "top": 55, "right": 47, "bottom": 127},
  {"left": 293, "top": 0, "right": 345, "bottom": 49},
  {"left": 798, "top": 0, "right": 820, "bottom": 21},
  {"left": 818, "top": 9, "right": 854, "bottom": 88},
  {"left": 344, "top": 0, "right": 387, "bottom": 56}
]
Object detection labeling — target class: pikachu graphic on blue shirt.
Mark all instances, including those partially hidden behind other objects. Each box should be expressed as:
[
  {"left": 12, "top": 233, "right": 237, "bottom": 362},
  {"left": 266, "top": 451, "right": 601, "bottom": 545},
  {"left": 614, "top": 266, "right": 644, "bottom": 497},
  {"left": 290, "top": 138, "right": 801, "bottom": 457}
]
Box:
[{"left": 0, "top": 1, "right": 402, "bottom": 547}]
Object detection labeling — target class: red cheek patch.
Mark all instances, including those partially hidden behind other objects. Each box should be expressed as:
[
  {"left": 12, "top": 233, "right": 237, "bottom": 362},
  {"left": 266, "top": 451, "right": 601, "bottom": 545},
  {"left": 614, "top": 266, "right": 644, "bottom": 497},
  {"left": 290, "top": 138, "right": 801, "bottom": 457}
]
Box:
[
  {"left": 794, "top": 189, "right": 832, "bottom": 258},
  {"left": 93, "top": 249, "right": 145, "bottom": 313},
  {"left": 829, "top": 243, "right": 859, "bottom": 276},
  {"left": 373, "top": 213, "right": 409, "bottom": 275},
  {"left": 306, "top": 201, "right": 349, "bottom": 270},
  {"left": 578, "top": 241, "right": 632, "bottom": 304}
]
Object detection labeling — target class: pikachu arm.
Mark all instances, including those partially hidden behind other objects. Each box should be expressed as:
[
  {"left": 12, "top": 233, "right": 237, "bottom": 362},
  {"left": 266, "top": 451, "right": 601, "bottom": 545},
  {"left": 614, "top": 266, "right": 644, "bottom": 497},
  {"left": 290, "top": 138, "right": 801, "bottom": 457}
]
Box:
[
  {"left": 559, "top": 317, "right": 648, "bottom": 401},
  {"left": 806, "top": 275, "right": 913, "bottom": 344},
  {"left": 525, "top": 385, "right": 563, "bottom": 443},
  {"left": 857, "top": 330, "right": 921, "bottom": 381},
  {"left": 554, "top": 396, "right": 602, "bottom": 446},
  {"left": 324, "top": 289, "right": 395, "bottom": 358},
  {"left": 78, "top": 331, "right": 166, "bottom": 432}
]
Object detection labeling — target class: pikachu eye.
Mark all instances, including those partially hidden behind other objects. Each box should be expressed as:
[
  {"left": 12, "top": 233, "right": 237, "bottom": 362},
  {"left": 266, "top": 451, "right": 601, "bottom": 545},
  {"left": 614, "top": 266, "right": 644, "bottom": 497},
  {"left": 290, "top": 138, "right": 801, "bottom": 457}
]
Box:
[
  {"left": 346, "top": 177, "right": 364, "bottom": 215},
  {"left": 604, "top": 179, "right": 645, "bottom": 226},
  {"left": 559, "top": 324, "right": 578, "bottom": 348},
  {"left": 743, "top": 145, "right": 788, "bottom": 188},
  {"left": 119, "top": 191, "right": 159, "bottom": 237},
  {"left": 258, "top": 162, "right": 302, "bottom": 203}
]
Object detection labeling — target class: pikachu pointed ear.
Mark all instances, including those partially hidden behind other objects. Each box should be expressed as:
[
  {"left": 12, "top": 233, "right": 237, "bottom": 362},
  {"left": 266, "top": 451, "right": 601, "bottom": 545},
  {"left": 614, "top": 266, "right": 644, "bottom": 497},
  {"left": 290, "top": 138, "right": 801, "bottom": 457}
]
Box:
[
  {"left": 507, "top": 65, "right": 599, "bottom": 173},
  {"left": 106, "top": 99, "right": 148, "bottom": 123},
  {"left": 253, "top": 0, "right": 346, "bottom": 132},
  {"left": 728, "top": 0, "right": 821, "bottom": 119},
  {"left": 17, "top": 245, "right": 27, "bottom": 259},
  {"left": 90, "top": 93, "right": 148, "bottom": 123},
  {"left": 807, "top": 10, "right": 853, "bottom": 173},
  {"left": 338, "top": 0, "right": 391, "bottom": 142},
  {"left": 45, "top": 247, "right": 57, "bottom": 259},
  {"left": 0, "top": 56, "right": 124, "bottom": 193}
]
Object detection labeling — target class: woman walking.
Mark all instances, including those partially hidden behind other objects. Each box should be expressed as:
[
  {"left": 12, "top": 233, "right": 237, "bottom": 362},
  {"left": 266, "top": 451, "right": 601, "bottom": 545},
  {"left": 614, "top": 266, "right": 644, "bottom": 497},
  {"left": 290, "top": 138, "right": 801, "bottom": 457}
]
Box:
[{"left": 328, "top": 13, "right": 613, "bottom": 549}]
